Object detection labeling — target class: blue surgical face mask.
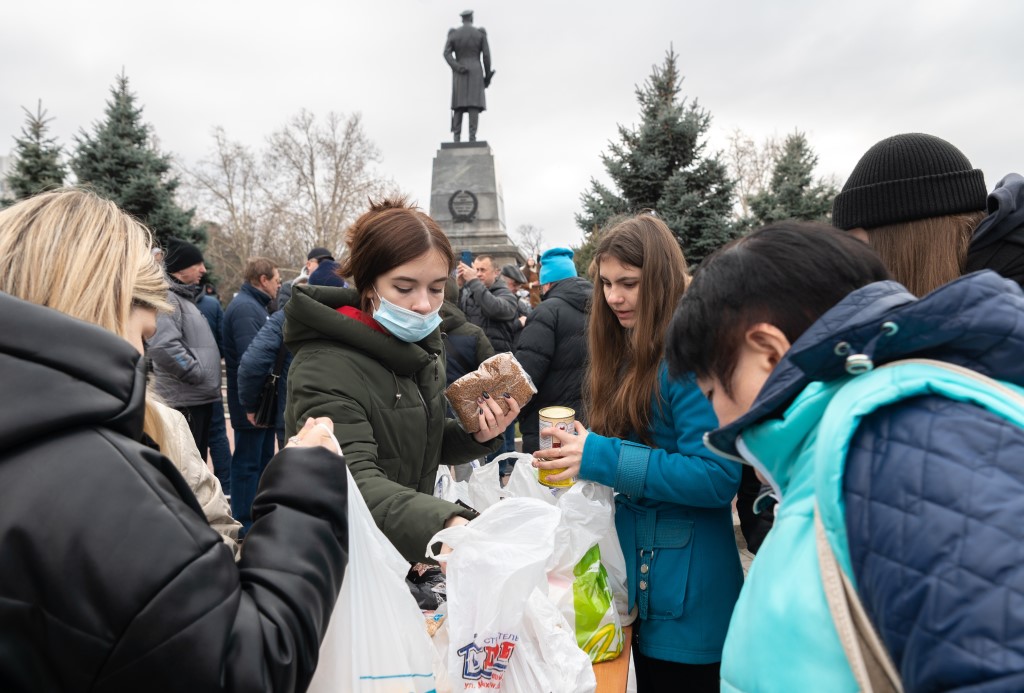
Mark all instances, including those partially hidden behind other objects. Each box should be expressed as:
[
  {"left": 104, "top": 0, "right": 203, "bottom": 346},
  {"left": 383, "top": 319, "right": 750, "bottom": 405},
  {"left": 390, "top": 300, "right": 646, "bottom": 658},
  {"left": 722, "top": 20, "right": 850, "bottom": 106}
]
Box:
[{"left": 372, "top": 288, "right": 442, "bottom": 343}]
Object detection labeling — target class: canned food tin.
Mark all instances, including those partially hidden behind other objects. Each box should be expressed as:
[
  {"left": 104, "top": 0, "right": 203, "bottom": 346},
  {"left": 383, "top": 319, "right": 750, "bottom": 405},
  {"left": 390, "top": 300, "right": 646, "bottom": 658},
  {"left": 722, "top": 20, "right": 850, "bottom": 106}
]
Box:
[{"left": 538, "top": 406, "right": 577, "bottom": 488}]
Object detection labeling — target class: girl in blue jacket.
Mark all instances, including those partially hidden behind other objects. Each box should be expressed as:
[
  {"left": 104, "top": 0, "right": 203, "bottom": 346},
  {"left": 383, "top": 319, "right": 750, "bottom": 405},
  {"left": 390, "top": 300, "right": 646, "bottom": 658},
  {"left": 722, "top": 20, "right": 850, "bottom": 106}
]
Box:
[
  {"left": 533, "top": 213, "right": 743, "bottom": 691},
  {"left": 667, "top": 221, "right": 1024, "bottom": 692}
]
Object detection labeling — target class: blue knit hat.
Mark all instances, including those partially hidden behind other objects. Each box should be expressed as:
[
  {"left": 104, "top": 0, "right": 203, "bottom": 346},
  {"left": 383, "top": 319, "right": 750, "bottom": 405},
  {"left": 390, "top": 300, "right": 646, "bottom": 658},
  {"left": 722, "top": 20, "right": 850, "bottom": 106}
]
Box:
[{"left": 539, "top": 247, "right": 577, "bottom": 285}]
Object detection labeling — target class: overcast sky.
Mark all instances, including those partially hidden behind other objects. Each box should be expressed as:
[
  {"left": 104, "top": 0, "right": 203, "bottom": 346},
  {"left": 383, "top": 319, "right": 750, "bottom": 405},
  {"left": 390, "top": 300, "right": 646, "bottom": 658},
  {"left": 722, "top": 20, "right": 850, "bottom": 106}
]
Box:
[{"left": 2, "top": 0, "right": 1021, "bottom": 251}]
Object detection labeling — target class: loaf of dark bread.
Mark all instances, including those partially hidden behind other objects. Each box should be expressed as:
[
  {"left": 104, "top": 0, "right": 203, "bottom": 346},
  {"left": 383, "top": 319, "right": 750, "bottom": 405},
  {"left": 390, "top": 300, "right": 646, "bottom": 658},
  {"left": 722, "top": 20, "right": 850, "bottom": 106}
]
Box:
[{"left": 445, "top": 353, "right": 537, "bottom": 432}]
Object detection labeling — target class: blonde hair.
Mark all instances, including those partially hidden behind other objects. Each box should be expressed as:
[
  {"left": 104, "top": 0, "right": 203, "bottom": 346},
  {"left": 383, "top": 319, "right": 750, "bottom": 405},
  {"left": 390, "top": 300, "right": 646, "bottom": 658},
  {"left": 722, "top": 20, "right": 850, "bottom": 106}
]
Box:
[
  {"left": 863, "top": 211, "right": 985, "bottom": 297},
  {"left": 0, "top": 188, "right": 173, "bottom": 445},
  {"left": 0, "top": 188, "right": 171, "bottom": 333}
]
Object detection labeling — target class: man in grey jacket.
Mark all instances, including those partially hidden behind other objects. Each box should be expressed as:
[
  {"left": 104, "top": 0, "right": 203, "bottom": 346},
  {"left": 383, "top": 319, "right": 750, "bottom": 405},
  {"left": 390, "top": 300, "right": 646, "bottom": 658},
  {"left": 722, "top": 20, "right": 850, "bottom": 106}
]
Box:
[
  {"left": 457, "top": 253, "right": 519, "bottom": 353},
  {"left": 148, "top": 238, "right": 222, "bottom": 458}
]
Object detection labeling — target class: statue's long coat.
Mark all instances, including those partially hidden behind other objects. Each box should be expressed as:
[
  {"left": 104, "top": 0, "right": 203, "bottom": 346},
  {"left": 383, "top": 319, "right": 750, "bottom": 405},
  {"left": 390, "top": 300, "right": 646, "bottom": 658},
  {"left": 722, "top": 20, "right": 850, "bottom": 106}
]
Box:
[{"left": 444, "top": 24, "right": 489, "bottom": 111}]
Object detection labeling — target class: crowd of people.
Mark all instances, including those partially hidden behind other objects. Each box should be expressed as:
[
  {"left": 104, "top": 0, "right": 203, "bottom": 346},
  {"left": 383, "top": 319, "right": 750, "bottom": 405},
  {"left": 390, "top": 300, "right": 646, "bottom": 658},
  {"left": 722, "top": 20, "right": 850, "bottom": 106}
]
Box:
[{"left": 2, "top": 130, "right": 1023, "bottom": 692}]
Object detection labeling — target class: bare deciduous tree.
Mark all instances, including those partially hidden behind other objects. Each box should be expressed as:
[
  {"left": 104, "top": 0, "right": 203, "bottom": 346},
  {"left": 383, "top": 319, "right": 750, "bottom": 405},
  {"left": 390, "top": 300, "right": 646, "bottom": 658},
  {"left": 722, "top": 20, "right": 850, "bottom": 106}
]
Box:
[
  {"left": 178, "top": 111, "right": 395, "bottom": 297},
  {"left": 515, "top": 223, "right": 544, "bottom": 262},
  {"left": 264, "top": 110, "right": 393, "bottom": 268},
  {"left": 725, "top": 129, "right": 780, "bottom": 219}
]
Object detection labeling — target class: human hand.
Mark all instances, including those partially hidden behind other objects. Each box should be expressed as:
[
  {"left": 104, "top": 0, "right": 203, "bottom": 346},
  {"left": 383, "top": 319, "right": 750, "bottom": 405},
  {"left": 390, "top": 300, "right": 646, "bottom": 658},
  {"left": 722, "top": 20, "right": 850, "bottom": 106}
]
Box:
[
  {"left": 472, "top": 392, "right": 521, "bottom": 444},
  {"left": 285, "top": 417, "right": 341, "bottom": 455},
  {"left": 532, "top": 421, "right": 588, "bottom": 483},
  {"left": 246, "top": 412, "right": 257, "bottom": 426},
  {"left": 457, "top": 65, "right": 469, "bottom": 74}
]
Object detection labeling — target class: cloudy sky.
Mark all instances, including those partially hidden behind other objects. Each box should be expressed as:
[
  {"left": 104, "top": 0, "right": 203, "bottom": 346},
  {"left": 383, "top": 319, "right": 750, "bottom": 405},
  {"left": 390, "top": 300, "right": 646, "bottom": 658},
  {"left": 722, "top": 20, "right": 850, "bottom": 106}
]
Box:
[{"left": 2, "top": 0, "right": 1021, "bottom": 250}]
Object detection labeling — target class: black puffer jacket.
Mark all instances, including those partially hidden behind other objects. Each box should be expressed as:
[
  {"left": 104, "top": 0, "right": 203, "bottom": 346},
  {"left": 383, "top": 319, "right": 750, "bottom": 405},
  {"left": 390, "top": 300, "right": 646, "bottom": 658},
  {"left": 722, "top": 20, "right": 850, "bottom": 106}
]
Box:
[
  {"left": 513, "top": 276, "right": 592, "bottom": 453},
  {"left": 0, "top": 291, "right": 348, "bottom": 692}
]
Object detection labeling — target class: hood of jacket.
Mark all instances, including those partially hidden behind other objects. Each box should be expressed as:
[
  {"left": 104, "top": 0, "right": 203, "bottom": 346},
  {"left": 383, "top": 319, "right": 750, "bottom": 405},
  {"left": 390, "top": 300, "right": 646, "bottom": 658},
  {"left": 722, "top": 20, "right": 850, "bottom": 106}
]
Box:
[
  {"left": 440, "top": 299, "right": 470, "bottom": 333},
  {"left": 969, "top": 173, "right": 1024, "bottom": 252},
  {"left": 0, "top": 292, "right": 147, "bottom": 452},
  {"left": 966, "top": 173, "right": 1024, "bottom": 286},
  {"left": 284, "top": 283, "right": 442, "bottom": 377},
  {"left": 542, "top": 275, "right": 592, "bottom": 312},
  {"left": 708, "top": 270, "right": 1024, "bottom": 459}
]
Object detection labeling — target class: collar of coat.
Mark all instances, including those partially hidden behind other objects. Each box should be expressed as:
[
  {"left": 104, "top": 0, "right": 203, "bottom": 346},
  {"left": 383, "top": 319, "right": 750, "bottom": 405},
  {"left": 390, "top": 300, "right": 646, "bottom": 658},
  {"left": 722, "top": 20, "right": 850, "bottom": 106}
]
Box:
[
  {"left": 284, "top": 284, "right": 442, "bottom": 377},
  {"left": 708, "top": 270, "right": 1024, "bottom": 457}
]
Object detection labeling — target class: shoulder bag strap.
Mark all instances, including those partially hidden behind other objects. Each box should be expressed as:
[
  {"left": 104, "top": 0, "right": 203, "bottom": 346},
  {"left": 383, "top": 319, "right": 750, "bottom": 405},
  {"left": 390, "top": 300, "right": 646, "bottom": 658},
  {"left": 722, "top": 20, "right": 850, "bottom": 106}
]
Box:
[
  {"left": 270, "top": 341, "right": 288, "bottom": 377},
  {"left": 814, "top": 504, "right": 902, "bottom": 693}
]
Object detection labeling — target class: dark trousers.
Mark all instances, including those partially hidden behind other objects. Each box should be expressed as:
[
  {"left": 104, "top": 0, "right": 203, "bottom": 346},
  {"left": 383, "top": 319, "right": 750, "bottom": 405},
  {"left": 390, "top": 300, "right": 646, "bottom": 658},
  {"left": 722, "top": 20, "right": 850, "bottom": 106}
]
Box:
[
  {"left": 230, "top": 427, "right": 276, "bottom": 536},
  {"left": 452, "top": 108, "right": 480, "bottom": 141},
  {"left": 207, "top": 401, "right": 232, "bottom": 496},
  {"left": 633, "top": 645, "right": 720, "bottom": 692},
  {"left": 176, "top": 403, "right": 213, "bottom": 460}
]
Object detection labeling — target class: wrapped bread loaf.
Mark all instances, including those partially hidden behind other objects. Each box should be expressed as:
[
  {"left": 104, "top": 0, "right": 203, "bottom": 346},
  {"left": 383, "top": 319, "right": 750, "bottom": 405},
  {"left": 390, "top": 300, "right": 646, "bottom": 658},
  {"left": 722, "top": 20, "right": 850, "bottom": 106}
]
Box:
[{"left": 445, "top": 353, "right": 537, "bottom": 433}]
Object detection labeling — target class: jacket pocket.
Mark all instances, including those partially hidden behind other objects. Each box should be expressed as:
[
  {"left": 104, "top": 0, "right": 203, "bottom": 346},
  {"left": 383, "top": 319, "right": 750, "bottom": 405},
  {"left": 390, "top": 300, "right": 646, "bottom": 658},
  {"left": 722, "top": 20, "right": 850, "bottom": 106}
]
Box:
[{"left": 645, "top": 518, "right": 694, "bottom": 621}]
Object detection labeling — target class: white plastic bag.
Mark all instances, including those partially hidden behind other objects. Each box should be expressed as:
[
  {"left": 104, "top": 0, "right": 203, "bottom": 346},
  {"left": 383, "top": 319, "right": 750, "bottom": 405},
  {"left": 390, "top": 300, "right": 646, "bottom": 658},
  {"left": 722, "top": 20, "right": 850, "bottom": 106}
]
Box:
[
  {"left": 428, "top": 498, "right": 595, "bottom": 692},
  {"left": 308, "top": 467, "right": 439, "bottom": 693},
  {"left": 548, "top": 483, "right": 629, "bottom": 661}
]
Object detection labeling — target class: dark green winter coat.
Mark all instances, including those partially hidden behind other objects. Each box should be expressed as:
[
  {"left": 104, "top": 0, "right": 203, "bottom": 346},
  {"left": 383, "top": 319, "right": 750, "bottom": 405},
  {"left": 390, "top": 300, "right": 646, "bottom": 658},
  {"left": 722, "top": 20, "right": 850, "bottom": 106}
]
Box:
[{"left": 284, "top": 284, "right": 500, "bottom": 562}]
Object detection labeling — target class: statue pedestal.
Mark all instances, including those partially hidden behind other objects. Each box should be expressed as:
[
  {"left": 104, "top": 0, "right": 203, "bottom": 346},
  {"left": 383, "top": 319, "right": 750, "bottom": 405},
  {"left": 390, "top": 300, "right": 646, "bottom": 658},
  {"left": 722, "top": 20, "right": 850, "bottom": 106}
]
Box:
[{"left": 429, "top": 142, "right": 523, "bottom": 266}]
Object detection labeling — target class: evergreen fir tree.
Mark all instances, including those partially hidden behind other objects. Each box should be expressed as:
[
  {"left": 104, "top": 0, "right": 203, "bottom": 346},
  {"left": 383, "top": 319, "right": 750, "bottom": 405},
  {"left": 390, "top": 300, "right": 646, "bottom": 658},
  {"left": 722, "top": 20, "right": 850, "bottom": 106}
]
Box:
[
  {"left": 575, "top": 48, "right": 737, "bottom": 265},
  {"left": 5, "top": 100, "right": 67, "bottom": 203},
  {"left": 71, "top": 72, "right": 201, "bottom": 247},
  {"left": 746, "top": 131, "right": 837, "bottom": 227}
]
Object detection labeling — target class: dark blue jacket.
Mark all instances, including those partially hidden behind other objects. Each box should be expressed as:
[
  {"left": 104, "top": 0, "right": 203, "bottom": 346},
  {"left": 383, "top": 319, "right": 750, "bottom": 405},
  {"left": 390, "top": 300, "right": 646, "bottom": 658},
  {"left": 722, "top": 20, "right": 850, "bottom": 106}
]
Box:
[
  {"left": 238, "top": 310, "right": 291, "bottom": 431},
  {"left": 197, "top": 294, "right": 225, "bottom": 354},
  {"left": 223, "top": 283, "right": 272, "bottom": 429},
  {"left": 711, "top": 271, "right": 1024, "bottom": 692}
]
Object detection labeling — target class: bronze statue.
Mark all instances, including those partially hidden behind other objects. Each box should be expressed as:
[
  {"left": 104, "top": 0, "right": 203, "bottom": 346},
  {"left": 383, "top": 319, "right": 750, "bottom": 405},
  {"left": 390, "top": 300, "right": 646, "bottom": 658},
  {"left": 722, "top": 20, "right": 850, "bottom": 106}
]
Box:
[{"left": 443, "top": 10, "right": 494, "bottom": 142}]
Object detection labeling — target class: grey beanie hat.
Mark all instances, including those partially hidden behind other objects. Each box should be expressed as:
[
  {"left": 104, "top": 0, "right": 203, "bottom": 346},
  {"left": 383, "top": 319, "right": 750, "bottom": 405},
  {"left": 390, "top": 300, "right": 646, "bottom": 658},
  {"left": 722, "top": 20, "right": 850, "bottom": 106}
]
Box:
[{"left": 832, "top": 133, "right": 987, "bottom": 230}]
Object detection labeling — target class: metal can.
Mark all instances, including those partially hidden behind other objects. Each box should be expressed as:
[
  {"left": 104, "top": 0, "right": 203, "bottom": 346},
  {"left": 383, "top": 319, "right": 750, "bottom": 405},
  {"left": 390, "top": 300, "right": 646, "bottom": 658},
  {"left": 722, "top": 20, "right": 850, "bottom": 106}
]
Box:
[{"left": 538, "top": 406, "right": 577, "bottom": 488}]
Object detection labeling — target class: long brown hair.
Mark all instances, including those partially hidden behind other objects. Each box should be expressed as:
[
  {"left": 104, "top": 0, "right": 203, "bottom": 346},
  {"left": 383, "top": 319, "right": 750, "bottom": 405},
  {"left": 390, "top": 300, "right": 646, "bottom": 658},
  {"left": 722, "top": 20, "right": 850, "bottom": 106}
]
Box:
[
  {"left": 584, "top": 213, "right": 689, "bottom": 444},
  {"left": 340, "top": 198, "right": 455, "bottom": 312},
  {"left": 863, "top": 211, "right": 984, "bottom": 296}
]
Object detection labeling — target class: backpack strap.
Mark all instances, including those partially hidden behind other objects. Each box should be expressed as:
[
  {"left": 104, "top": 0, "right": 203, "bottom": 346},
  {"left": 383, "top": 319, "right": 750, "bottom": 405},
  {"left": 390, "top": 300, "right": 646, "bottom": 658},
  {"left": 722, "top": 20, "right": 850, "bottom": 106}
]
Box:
[{"left": 814, "top": 503, "right": 902, "bottom": 693}]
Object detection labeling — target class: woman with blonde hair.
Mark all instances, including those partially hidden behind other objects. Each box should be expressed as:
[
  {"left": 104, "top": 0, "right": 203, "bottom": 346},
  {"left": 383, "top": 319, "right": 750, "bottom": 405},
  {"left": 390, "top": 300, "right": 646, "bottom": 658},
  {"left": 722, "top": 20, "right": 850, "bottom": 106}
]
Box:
[
  {"left": 0, "top": 188, "right": 349, "bottom": 690},
  {"left": 533, "top": 212, "right": 743, "bottom": 691}
]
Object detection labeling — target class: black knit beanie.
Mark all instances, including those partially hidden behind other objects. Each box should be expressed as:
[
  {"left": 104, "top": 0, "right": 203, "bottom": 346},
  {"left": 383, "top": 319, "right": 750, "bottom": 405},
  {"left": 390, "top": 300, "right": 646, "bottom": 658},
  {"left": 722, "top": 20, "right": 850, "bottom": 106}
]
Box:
[
  {"left": 832, "top": 133, "right": 987, "bottom": 230},
  {"left": 164, "top": 238, "right": 205, "bottom": 273}
]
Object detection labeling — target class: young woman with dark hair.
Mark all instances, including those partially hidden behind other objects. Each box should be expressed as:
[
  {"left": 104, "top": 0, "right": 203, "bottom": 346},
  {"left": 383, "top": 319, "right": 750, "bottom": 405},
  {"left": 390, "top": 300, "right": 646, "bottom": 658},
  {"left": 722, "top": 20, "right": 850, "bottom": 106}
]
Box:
[
  {"left": 532, "top": 213, "right": 743, "bottom": 692},
  {"left": 668, "top": 221, "right": 1024, "bottom": 692},
  {"left": 284, "top": 198, "right": 518, "bottom": 564}
]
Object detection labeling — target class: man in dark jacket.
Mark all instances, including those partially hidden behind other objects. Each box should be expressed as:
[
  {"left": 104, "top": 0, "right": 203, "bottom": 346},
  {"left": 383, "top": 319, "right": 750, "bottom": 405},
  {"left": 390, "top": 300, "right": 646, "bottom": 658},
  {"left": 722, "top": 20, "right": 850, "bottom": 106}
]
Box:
[
  {"left": 148, "top": 239, "right": 222, "bottom": 459},
  {"left": 457, "top": 253, "right": 518, "bottom": 353},
  {"left": 514, "top": 247, "right": 592, "bottom": 454},
  {"left": 277, "top": 246, "right": 335, "bottom": 309},
  {"left": 223, "top": 257, "right": 281, "bottom": 535},
  {"left": 0, "top": 290, "right": 348, "bottom": 692},
  {"left": 238, "top": 261, "right": 346, "bottom": 450}
]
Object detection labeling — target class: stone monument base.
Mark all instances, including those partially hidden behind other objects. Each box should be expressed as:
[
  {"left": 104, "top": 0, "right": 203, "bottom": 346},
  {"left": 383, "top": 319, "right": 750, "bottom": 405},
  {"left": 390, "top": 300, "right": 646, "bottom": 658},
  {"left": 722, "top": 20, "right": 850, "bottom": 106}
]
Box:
[{"left": 429, "top": 141, "right": 523, "bottom": 268}]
